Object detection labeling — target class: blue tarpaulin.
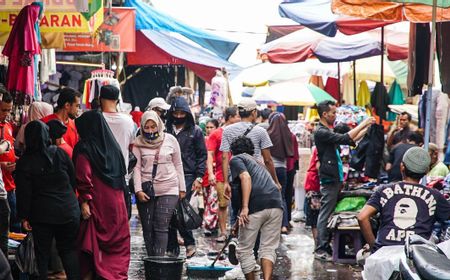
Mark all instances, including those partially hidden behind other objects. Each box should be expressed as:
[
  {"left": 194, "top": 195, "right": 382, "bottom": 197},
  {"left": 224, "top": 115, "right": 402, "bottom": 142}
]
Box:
[{"left": 125, "top": 0, "right": 239, "bottom": 60}]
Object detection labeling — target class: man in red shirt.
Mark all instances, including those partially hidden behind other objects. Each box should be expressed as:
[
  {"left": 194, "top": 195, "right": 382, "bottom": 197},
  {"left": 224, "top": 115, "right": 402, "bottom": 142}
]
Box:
[
  {"left": 0, "top": 91, "right": 18, "bottom": 232},
  {"left": 207, "top": 107, "right": 240, "bottom": 242},
  {"left": 41, "top": 88, "right": 81, "bottom": 149}
]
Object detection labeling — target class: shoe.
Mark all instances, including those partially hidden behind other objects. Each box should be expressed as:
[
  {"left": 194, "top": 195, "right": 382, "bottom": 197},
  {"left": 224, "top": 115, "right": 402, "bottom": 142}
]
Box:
[
  {"left": 228, "top": 239, "right": 239, "bottom": 265},
  {"left": 216, "top": 234, "right": 227, "bottom": 243},
  {"left": 186, "top": 245, "right": 196, "bottom": 259},
  {"left": 314, "top": 251, "right": 333, "bottom": 262}
]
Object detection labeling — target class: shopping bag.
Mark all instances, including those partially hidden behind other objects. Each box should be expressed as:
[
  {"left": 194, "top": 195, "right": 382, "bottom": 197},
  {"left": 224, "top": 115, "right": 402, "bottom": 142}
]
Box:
[
  {"left": 15, "top": 232, "right": 39, "bottom": 276},
  {"left": 177, "top": 198, "right": 203, "bottom": 231}
]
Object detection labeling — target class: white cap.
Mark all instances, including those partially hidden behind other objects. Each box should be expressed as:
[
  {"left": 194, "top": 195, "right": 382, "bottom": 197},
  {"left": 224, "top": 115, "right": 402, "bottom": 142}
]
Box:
[{"left": 147, "top": 97, "right": 171, "bottom": 111}]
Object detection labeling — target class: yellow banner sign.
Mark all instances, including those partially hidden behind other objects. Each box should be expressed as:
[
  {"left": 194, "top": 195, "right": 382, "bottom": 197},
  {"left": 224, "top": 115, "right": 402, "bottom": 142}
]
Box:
[
  {"left": 0, "top": 8, "right": 103, "bottom": 32},
  {"left": 0, "top": 0, "right": 84, "bottom": 12}
]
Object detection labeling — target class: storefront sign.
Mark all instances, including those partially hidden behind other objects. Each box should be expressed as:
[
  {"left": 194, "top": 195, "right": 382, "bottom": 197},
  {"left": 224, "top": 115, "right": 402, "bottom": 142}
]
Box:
[
  {"left": 0, "top": 0, "right": 86, "bottom": 12},
  {"left": 63, "top": 8, "right": 136, "bottom": 52},
  {"left": 0, "top": 5, "right": 103, "bottom": 32}
]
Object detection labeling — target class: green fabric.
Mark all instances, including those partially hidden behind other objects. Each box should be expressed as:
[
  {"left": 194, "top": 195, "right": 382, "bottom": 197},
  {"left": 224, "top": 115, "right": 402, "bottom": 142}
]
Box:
[
  {"left": 387, "top": 60, "right": 408, "bottom": 86},
  {"left": 428, "top": 162, "right": 450, "bottom": 177},
  {"left": 335, "top": 197, "right": 367, "bottom": 213},
  {"left": 387, "top": 80, "right": 405, "bottom": 121},
  {"left": 81, "top": 0, "right": 103, "bottom": 21},
  {"left": 306, "top": 84, "right": 337, "bottom": 104},
  {"left": 389, "top": 0, "right": 450, "bottom": 8},
  {"left": 336, "top": 149, "right": 344, "bottom": 182}
]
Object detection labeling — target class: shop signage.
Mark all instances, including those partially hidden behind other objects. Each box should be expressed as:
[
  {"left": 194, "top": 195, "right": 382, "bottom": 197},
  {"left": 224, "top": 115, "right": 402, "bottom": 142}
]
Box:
[
  {"left": 63, "top": 8, "right": 136, "bottom": 52},
  {"left": 0, "top": 0, "right": 86, "bottom": 12}
]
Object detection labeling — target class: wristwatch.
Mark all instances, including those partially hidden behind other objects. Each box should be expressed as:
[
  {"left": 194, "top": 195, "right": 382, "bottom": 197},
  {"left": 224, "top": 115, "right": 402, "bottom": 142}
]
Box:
[{"left": 196, "top": 177, "right": 203, "bottom": 184}]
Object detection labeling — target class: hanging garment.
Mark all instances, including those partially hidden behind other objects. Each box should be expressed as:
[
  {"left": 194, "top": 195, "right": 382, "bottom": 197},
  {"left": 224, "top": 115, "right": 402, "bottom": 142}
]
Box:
[
  {"left": 418, "top": 90, "right": 438, "bottom": 144},
  {"left": 324, "top": 77, "right": 340, "bottom": 101},
  {"left": 407, "top": 23, "right": 430, "bottom": 96},
  {"left": 309, "top": 75, "right": 324, "bottom": 89},
  {"left": 2, "top": 4, "right": 42, "bottom": 97},
  {"left": 371, "top": 82, "right": 390, "bottom": 121},
  {"left": 436, "top": 22, "right": 450, "bottom": 94},
  {"left": 436, "top": 92, "right": 449, "bottom": 151},
  {"left": 387, "top": 80, "right": 405, "bottom": 121},
  {"left": 350, "top": 124, "right": 384, "bottom": 179},
  {"left": 342, "top": 73, "right": 358, "bottom": 105},
  {"left": 357, "top": 81, "right": 371, "bottom": 107}
]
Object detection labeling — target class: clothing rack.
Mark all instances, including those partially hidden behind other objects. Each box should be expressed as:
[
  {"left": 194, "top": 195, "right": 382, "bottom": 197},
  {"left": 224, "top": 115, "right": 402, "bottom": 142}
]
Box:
[{"left": 91, "top": 69, "right": 115, "bottom": 79}]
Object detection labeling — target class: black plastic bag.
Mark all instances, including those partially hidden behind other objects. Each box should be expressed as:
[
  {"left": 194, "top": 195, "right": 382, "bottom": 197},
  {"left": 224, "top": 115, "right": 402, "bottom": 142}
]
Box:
[
  {"left": 176, "top": 198, "right": 202, "bottom": 231},
  {"left": 128, "top": 151, "right": 137, "bottom": 174},
  {"left": 15, "top": 232, "right": 39, "bottom": 276}
]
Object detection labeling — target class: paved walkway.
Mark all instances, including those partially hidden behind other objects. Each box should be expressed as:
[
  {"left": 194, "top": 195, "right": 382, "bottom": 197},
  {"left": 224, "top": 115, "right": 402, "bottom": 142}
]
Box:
[{"left": 128, "top": 211, "right": 363, "bottom": 279}]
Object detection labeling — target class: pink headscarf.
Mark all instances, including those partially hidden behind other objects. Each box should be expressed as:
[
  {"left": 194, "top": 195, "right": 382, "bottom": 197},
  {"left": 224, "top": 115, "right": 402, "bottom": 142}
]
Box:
[{"left": 16, "top": 102, "right": 53, "bottom": 150}]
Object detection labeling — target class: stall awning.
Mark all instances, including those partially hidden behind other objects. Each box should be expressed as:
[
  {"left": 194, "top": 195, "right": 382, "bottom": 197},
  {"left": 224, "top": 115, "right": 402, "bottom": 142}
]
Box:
[
  {"left": 128, "top": 31, "right": 240, "bottom": 83},
  {"left": 125, "top": 0, "right": 239, "bottom": 60}
]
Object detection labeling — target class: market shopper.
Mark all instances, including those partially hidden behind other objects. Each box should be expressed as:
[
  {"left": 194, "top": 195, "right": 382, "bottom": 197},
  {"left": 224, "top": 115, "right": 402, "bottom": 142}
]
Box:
[
  {"left": 0, "top": 92, "right": 19, "bottom": 233},
  {"left": 387, "top": 112, "right": 414, "bottom": 149},
  {"left": 286, "top": 132, "right": 299, "bottom": 226},
  {"left": 47, "top": 119, "right": 72, "bottom": 158},
  {"left": 73, "top": 110, "right": 130, "bottom": 280},
  {"left": 15, "top": 101, "right": 53, "bottom": 153},
  {"left": 133, "top": 111, "right": 185, "bottom": 256},
  {"left": 358, "top": 147, "right": 450, "bottom": 252},
  {"left": 41, "top": 88, "right": 81, "bottom": 149},
  {"left": 427, "top": 143, "right": 449, "bottom": 178},
  {"left": 304, "top": 146, "right": 320, "bottom": 245},
  {"left": 267, "top": 112, "right": 294, "bottom": 234},
  {"left": 386, "top": 132, "right": 423, "bottom": 182},
  {"left": 220, "top": 98, "right": 280, "bottom": 220},
  {"left": 207, "top": 107, "right": 241, "bottom": 242},
  {"left": 229, "top": 136, "right": 283, "bottom": 280},
  {"left": 314, "top": 100, "right": 374, "bottom": 261},
  {"left": 166, "top": 96, "right": 207, "bottom": 258},
  {"left": 202, "top": 119, "right": 220, "bottom": 234},
  {"left": 0, "top": 139, "right": 12, "bottom": 257},
  {"left": 257, "top": 108, "right": 272, "bottom": 130},
  {"left": 15, "top": 121, "right": 80, "bottom": 280},
  {"left": 147, "top": 97, "right": 171, "bottom": 120}
]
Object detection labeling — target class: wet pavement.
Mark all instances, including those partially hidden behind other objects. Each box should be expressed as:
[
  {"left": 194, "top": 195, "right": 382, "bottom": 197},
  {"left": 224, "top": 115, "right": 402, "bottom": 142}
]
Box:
[{"left": 128, "top": 209, "right": 363, "bottom": 279}]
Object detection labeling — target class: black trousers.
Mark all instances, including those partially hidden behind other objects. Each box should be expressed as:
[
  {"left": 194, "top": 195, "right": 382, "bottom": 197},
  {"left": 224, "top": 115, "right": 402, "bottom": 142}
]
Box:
[
  {"left": 286, "top": 169, "right": 296, "bottom": 223},
  {"left": 31, "top": 220, "right": 80, "bottom": 280},
  {"left": 0, "top": 198, "right": 9, "bottom": 256}
]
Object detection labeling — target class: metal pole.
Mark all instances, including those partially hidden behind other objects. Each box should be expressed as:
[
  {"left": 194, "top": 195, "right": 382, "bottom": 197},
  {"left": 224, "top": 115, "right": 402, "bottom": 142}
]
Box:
[
  {"left": 337, "top": 62, "right": 341, "bottom": 104},
  {"left": 424, "top": 0, "right": 438, "bottom": 151},
  {"left": 380, "top": 26, "right": 385, "bottom": 124},
  {"left": 353, "top": 60, "right": 357, "bottom": 105}
]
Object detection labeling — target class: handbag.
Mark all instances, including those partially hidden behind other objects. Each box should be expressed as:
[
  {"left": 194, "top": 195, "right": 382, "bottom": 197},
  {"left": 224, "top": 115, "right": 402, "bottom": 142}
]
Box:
[
  {"left": 128, "top": 151, "right": 137, "bottom": 174},
  {"left": 141, "top": 145, "right": 162, "bottom": 198},
  {"left": 15, "top": 232, "right": 39, "bottom": 276},
  {"left": 177, "top": 198, "right": 203, "bottom": 231}
]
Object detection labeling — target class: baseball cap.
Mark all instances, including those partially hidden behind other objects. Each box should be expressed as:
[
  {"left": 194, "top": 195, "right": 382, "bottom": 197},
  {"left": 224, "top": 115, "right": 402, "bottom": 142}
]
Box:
[
  {"left": 237, "top": 97, "right": 257, "bottom": 112},
  {"left": 147, "top": 97, "right": 171, "bottom": 111},
  {"left": 402, "top": 147, "right": 431, "bottom": 174}
]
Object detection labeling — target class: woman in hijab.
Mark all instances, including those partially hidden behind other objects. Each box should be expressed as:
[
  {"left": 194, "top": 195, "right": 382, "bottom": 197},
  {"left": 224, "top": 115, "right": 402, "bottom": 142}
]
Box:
[
  {"left": 73, "top": 110, "right": 130, "bottom": 280},
  {"left": 15, "top": 120, "right": 80, "bottom": 280},
  {"left": 133, "top": 111, "right": 185, "bottom": 256},
  {"left": 267, "top": 112, "right": 294, "bottom": 234},
  {"left": 15, "top": 101, "right": 53, "bottom": 153}
]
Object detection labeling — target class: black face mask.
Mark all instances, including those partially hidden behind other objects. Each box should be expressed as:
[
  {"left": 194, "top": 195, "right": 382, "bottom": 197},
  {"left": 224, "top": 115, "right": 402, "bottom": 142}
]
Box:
[{"left": 173, "top": 117, "right": 186, "bottom": 125}]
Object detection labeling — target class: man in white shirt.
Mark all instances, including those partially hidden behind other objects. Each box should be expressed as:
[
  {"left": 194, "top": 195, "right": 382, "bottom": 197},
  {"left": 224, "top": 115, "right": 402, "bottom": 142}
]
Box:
[{"left": 100, "top": 85, "right": 136, "bottom": 218}]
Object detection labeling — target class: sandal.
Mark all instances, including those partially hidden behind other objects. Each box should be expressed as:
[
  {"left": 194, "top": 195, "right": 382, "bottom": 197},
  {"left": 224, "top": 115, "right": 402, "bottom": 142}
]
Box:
[
  {"left": 186, "top": 245, "right": 196, "bottom": 258},
  {"left": 215, "top": 234, "right": 227, "bottom": 243}
]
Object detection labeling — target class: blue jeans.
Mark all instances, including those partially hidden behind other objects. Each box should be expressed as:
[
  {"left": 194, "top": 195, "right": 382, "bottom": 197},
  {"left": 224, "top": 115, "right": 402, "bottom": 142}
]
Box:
[
  {"left": 7, "top": 191, "right": 20, "bottom": 233},
  {"left": 276, "top": 167, "right": 289, "bottom": 228}
]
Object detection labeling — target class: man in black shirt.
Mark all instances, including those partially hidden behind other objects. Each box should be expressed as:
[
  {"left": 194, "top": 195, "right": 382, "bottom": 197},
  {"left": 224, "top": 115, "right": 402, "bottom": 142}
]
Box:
[
  {"left": 229, "top": 136, "right": 283, "bottom": 280},
  {"left": 387, "top": 112, "right": 414, "bottom": 149},
  {"left": 386, "top": 132, "right": 423, "bottom": 182},
  {"left": 358, "top": 147, "right": 450, "bottom": 252}
]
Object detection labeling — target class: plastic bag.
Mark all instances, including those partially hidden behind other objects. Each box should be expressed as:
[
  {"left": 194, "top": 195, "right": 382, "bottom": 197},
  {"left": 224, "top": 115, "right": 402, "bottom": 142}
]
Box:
[
  {"left": 334, "top": 197, "right": 367, "bottom": 212},
  {"left": 15, "top": 232, "right": 39, "bottom": 276},
  {"left": 189, "top": 191, "right": 205, "bottom": 214},
  {"left": 177, "top": 198, "right": 203, "bottom": 231}
]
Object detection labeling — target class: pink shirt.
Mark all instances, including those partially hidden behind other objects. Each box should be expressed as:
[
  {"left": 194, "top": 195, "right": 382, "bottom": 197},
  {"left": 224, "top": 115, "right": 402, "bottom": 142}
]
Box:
[{"left": 132, "top": 134, "right": 186, "bottom": 196}]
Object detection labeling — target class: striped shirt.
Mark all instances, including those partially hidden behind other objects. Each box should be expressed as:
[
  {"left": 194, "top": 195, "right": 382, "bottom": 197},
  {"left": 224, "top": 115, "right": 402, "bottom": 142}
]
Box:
[{"left": 220, "top": 121, "right": 273, "bottom": 161}]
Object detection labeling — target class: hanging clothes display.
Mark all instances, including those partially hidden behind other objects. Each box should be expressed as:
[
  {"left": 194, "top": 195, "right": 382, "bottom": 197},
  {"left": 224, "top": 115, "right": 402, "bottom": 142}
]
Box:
[
  {"left": 2, "top": 3, "right": 43, "bottom": 101},
  {"left": 83, "top": 70, "right": 121, "bottom": 109},
  {"left": 324, "top": 77, "right": 340, "bottom": 101},
  {"left": 207, "top": 70, "right": 229, "bottom": 119},
  {"left": 407, "top": 23, "right": 430, "bottom": 96},
  {"left": 387, "top": 80, "right": 405, "bottom": 121},
  {"left": 370, "top": 82, "right": 390, "bottom": 121},
  {"left": 309, "top": 75, "right": 324, "bottom": 89},
  {"left": 342, "top": 73, "right": 358, "bottom": 105},
  {"left": 39, "top": 49, "right": 56, "bottom": 84},
  {"left": 418, "top": 89, "right": 439, "bottom": 142},
  {"left": 356, "top": 81, "right": 371, "bottom": 107},
  {"left": 437, "top": 22, "right": 450, "bottom": 94}
]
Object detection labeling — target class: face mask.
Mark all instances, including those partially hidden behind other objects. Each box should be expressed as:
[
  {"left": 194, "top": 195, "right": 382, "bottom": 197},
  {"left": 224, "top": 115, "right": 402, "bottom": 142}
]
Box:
[
  {"left": 143, "top": 131, "right": 159, "bottom": 141},
  {"left": 173, "top": 117, "right": 186, "bottom": 125}
]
